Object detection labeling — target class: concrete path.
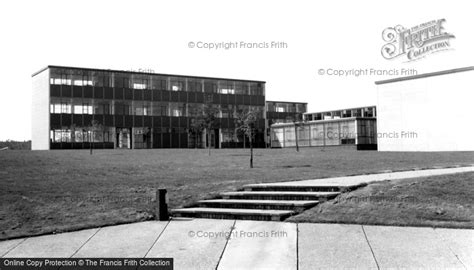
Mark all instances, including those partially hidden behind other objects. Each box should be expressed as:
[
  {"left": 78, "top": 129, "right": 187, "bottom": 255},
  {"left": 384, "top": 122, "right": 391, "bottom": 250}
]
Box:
[
  {"left": 251, "top": 166, "right": 474, "bottom": 187},
  {"left": 1, "top": 220, "right": 472, "bottom": 269}
]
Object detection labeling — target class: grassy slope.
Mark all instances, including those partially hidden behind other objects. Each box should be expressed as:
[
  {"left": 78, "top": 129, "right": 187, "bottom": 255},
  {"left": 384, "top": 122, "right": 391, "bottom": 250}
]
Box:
[
  {"left": 287, "top": 172, "right": 474, "bottom": 228},
  {"left": 0, "top": 148, "right": 473, "bottom": 239}
]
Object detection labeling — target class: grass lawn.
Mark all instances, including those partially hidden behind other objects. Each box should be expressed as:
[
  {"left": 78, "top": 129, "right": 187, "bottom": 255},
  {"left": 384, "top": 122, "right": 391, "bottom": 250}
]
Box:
[
  {"left": 0, "top": 147, "right": 473, "bottom": 240},
  {"left": 287, "top": 172, "right": 474, "bottom": 229}
]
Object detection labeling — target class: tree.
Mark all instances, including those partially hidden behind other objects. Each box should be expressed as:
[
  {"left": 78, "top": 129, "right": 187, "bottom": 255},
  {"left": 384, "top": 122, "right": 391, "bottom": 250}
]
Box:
[
  {"left": 201, "top": 98, "right": 220, "bottom": 156},
  {"left": 87, "top": 119, "right": 103, "bottom": 155},
  {"left": 288, "top": 113, "right": 304, "bottom": 152},
  {"left": 189, "top": 117, "right": 205, "bottom": 149},
  {"left": 235, "top": 108, "right": 260, "bottom": 168}
]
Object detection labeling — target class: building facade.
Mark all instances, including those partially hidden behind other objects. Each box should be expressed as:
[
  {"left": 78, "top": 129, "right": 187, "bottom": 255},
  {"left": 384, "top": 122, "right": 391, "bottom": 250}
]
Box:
[
  {"left": 32, "top": 66, "right": 267, "bottom": 150},
  {"left": 265, "top": 101, "right": 307, "bottom": 147},
  {"left": 376, "top": 67, "right": 474, "bottom": 151},
  {"left": 271, "top": 106, "right": 377, "bottom": 150}
]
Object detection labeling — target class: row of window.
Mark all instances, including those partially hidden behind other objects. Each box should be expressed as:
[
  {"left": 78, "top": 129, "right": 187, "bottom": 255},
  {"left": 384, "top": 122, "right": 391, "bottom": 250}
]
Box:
[
  {"left": 304, "top": 107, "right": 376, "bottom": 121},
  {"left": 266, "top": 103, "right": 307, "bottom": 113},
  {"left": 50, "top": 127, "right": 265, "bottom": 144},
  {"left": 50, "top": 70, "right": 264, "bottom": 95},
  {"left": 51, "top": 128, "right": 115, "bottom": 143},
  {"left": 50, "top": 99, "right": 265, "bottom": 118}
]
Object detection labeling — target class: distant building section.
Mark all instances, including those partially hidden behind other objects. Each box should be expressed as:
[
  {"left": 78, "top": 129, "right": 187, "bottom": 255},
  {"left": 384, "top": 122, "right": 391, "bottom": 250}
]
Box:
[
  {"left": 265, "top": 101, "right": 307, "bottom": 147},
  {"left": 271, "top": 106, "right": 377, "bottom": 150}
]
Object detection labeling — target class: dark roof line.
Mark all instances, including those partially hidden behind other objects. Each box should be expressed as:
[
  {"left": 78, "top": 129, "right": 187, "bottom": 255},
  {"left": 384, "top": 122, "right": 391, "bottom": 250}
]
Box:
[
  {"left": 32, "top": 65, "right": 266, "bottom": 83},
  {"left": 304, "top": 105, "right": 376, "bottom": 115},
  {"left": 375, "top": 66, "right": 474, "bottom": 85},
  {"left": 266, "top": 100, "right": 308, "bottom": 105}
]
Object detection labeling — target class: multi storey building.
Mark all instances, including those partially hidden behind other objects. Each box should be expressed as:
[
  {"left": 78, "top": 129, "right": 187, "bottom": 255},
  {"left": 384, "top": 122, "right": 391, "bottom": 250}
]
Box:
[{"left": 32, "top": 66, "right": 268, "bottom": 150}]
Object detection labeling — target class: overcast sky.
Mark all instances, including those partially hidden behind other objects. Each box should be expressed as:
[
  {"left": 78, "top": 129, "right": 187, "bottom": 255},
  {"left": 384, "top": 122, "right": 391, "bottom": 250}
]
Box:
[{"left": 0, "top": 0, "right": 472, "bottom": 140}]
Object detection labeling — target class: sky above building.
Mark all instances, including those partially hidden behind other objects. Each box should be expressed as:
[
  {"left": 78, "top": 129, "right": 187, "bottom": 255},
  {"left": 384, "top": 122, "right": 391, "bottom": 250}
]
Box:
[{"left": 0, "top": 0, "right": 472, "bottom": 140}]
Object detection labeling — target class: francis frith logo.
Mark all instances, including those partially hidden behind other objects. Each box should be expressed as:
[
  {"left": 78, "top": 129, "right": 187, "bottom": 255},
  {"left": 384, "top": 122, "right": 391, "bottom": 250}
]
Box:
[{"left": 381, "top": 19, "right": 455, "bottom": 62}]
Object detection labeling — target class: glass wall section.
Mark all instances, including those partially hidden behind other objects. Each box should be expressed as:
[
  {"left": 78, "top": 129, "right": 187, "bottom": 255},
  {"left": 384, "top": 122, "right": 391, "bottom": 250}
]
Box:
[
  {"left": 72, "top": 99, "right": 93, "bottom": 114},
  {"left": 152, "top": 102, "right": 169, "bottom": 116},
  {"left": 357, "top": 119, "right": 377, "bottom": 144},
  {"left": 296, "top": 104, "right": 306, "bottom": 113},
  {"left": 235, "top": 82, "right": 248, "bottom": 95},
  {"left": 131, "top": 74, "right": 149, "bottom": 90},
  {"left": 297, "top": 125, "right": 311, "bottom": 147},
  {"left": 151, "top": 76, "right": 167, "bottom": 90},
  {"left": 271, "top": 119, "right": 376, "bottom": 148},
  {"left": 94, "top": 100, "right": 112, "bottom": 114},
  {"left": 132, "top": 101, "right": 151, "bottom": 116},
  {"left": 114, "top": 101, "right": 132, "bottom": 115},
  {"left": 92, "top": 71, "right": 112, "bottom": 87},
  {"left": 218, "top": 81, "right": 235, "bottom": 94},
  {"left": 324, "top": 121, "right": 339, "bottom": 145},
  {"left": 170, "top": 103, "right": 186, "bottom": 117},
  {"left": 187, "top": 79, "right": 202, "bottom": 92},
  {"left": 204, "top": 80, "right": 217, "bottom": 93},
  {"left": 188, "top": 103, "right": 203, "bottom": 117},
  {"left": 284, "top": 126, "right": 295, "bottom": 147},
  {"left": 50, "top": 98, "right": 71, "bottom": 114},
  {"left": 113, "top": 73, "right": 130, "bottom": 88},
  {"left": 310, "top": 124, "right": 324, "bottom": 146},
  {"left": 340, "top": 121, "right": 356, "bottom": 144},
  {"left": 50, "top": 129, "right": 71, "bottom": 142},
  {"left": 271, "top": 128, "right": 284, "bottom": 147},
  {"left": 249, "top": 82, "right": 263, "bottom": 96},
  {"left": 169, "top": 78, "right": 185, "bottom": 91},
  {"left": 50, "top": 69, "right": 72, "bottom": 85}
]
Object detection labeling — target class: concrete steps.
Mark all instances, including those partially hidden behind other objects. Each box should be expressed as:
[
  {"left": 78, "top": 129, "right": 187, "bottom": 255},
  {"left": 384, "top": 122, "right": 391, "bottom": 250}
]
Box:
[
  {"left": 171, "top": 208, "right": 294, "bottom": 221},
  {"left": 196, "top": 199, "right": 320, "bottom": 211},
  {"left": 243, "top": 183, "right": 365, "bottom": 192},
  {"left": 221, "top": 191, "right": 340, "bottom": 201},
  {"left": 171, "top": 182, "right": 356, "bottom": 221}
]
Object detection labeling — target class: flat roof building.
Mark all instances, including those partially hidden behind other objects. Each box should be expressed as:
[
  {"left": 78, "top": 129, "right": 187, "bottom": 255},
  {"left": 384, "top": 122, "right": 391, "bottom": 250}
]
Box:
[
  {"left": 271, "top": 106, "right": 377, "bottom": 150},
  {"left": 32, "top": 66, "right": 268, "bottom": 150},
  {"left": 375, "top": 66, "right": 474, "bottom": 151}
]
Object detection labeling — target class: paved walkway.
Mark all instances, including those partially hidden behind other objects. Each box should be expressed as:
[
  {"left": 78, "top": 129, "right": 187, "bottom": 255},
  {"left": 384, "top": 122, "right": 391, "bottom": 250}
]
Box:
[
  {"left": 263, "top": 165, "right": 474, "bottom": 187},
  {"left": 0, "top": 220, "right": 472, "bottom": 269},
  {"left": 1, "top": 166, "right": 473, "bottom": 269}
]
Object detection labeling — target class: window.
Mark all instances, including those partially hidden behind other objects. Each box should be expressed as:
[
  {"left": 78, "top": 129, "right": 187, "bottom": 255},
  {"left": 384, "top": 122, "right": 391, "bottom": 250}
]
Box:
[
  {"left": 151, "top": 77, "right": 167, "bottom": 90},
  {"left": 115, "top": 101, "right": 131, "bottom": 115},
  {"left": 132, "top": 76, "right": 148, "bottom": 89},
  {"left": 204, "top": 81, "right": 217, "bottom": 93},
  {"left": 133, "top": 83, "right": 146, "bottom": 90},
  {"left": 218, "top": 82, "right": 235, "bottom": 94},
  {"left": 170, "top": 80, "right": 184, "bottom": 91},
  {"left": 94, "top": 101, "right": 111, "bottom": 114},
  {"left": 235, "top": 83, "right": 248, "bottom": 95},
  {"left": 296, "top": 104, "right": 306, "bottom": 113},
  {"left": 170, "top": 103, "right": 186, "bottom": 117},
  {"left": 187, "top": 80, "right": 202, "bottom": 92},
  {"left": 50, "top": 72, "right": 72, "bottom": 85},
  {"left": 188, "top": 103, "right": 203, "bottom": 116},
  {"left": 61, "top": 102, "right": 71, "bottom": 114},
  {"left": 250, "top": 83, "right": 262, "bottom": 95},
  {"left": 82, "top": 103, "right": 93, "bottom": 114},
  {"left": 152, "top": 102, "right": 169, "bottom": 116},
  {"left": 51, "top": 129, "right": 71, "bottom": 142}
]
